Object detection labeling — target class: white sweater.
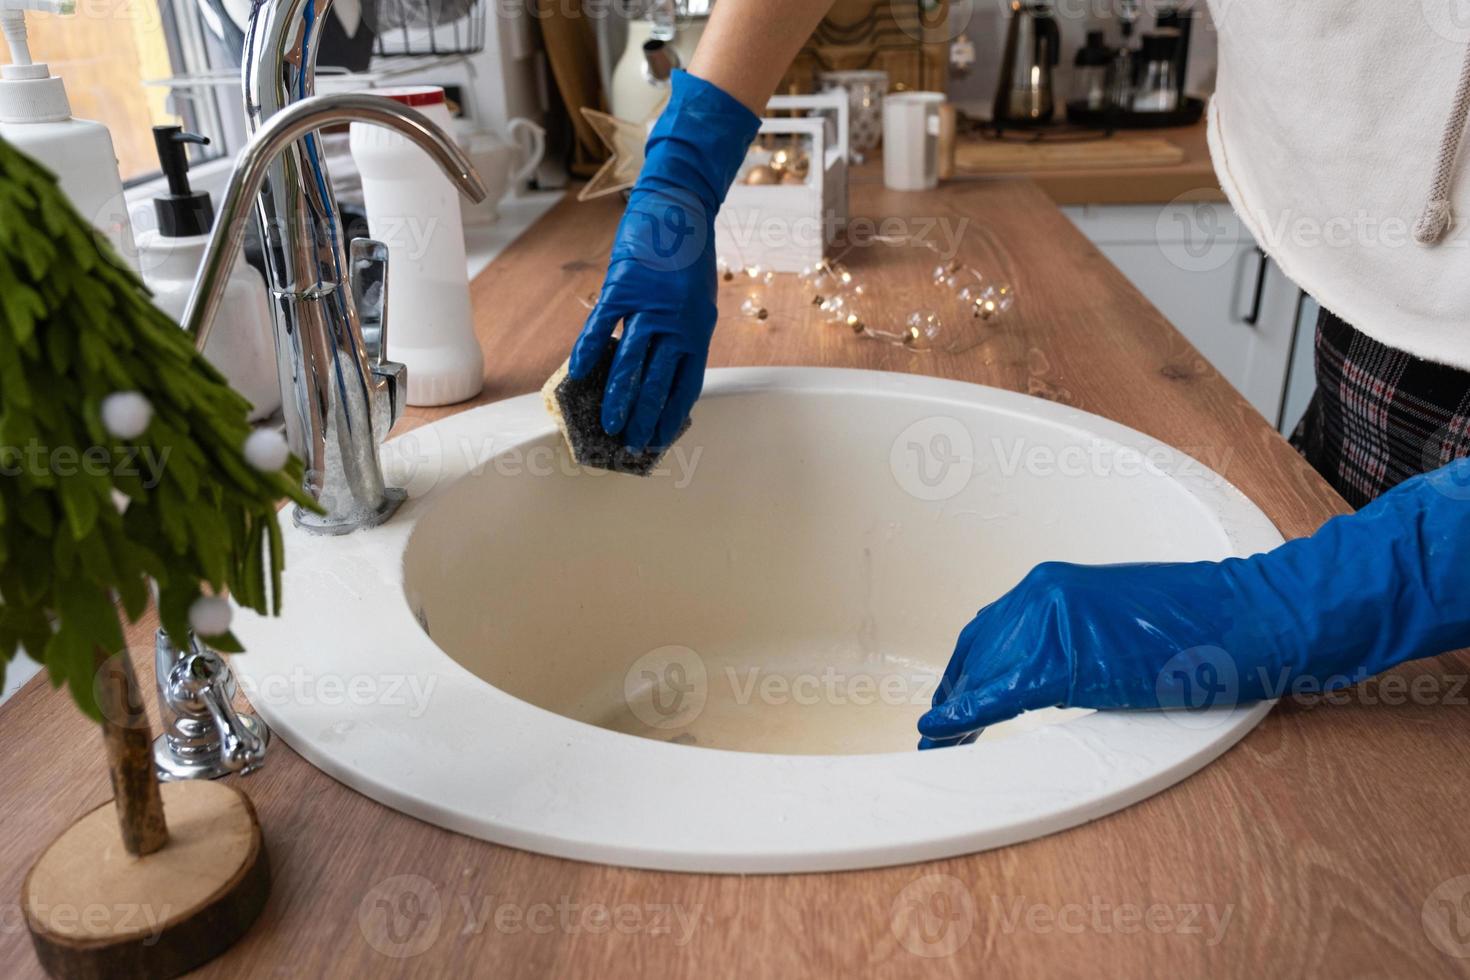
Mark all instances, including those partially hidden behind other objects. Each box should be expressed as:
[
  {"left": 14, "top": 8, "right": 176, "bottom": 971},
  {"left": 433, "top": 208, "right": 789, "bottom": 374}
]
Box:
[{"left": 1206, "top": 0, "right": 1470, "bottom": 370}]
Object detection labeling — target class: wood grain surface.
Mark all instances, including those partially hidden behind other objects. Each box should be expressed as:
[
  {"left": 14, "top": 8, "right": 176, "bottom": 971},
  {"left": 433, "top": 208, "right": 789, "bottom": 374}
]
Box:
[
  {"left": 3, "top": 176, "right": 1468, "bottom": 979},
  {"left": 963, "top": 122, "right": 1223, "bottom": 205},
  {"left": 954, "top": 136, "right": 1185, "bottom": 174}
]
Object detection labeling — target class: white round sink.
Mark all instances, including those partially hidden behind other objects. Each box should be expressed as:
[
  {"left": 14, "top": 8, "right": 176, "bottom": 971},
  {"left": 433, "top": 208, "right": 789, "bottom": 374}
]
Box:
[{"left": 231, "top": 368, "right": 1281, "bottom": 873}]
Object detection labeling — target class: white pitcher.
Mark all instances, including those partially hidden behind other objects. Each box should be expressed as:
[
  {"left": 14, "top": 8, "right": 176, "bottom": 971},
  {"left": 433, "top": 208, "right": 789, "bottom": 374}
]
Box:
[{"left": 458, "top": 118, "right": 546, "bottom": 227}]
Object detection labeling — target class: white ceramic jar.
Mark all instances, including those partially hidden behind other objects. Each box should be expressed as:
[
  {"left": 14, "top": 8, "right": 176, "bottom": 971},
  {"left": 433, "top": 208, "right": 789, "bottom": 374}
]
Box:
[
  {"left": 350, "top": 86, "right": 483, "bottom": 407},
  {"left": 135, "top": 232, "right": 280, "bottom": 421}
]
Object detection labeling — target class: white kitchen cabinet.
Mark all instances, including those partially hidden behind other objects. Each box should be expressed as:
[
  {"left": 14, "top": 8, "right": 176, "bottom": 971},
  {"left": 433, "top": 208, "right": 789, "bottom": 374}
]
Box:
[
  {"left": 1279, "top": 295, "right": 1320, "bottom": 436},
  {"left": 1, "top": 648, "right": 41, "bottom": 707},
  {"left": 1062, "top": 203, "right": 1307, "bottom": 430}
]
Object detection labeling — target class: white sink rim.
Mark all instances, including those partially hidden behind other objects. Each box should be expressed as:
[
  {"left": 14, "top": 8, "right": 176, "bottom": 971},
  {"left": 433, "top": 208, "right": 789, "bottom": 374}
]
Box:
[{"left": 231, "top": 367, "right": 1281, "bottom": 874}]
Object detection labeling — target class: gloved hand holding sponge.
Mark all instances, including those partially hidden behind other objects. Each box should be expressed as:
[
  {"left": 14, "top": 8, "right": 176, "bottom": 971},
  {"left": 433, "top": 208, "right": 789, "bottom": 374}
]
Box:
[
  {"left": 545, "top": 70, "right": 759, "bottom": 473},
  {"left": 920, "top": 458, "right": 1470, "bottom": 748}
]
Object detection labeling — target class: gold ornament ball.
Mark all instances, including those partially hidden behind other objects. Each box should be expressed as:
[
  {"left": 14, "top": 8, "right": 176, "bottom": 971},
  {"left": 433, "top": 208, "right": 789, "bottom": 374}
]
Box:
[{"left": 745, "top": 165, "right": 780, "bottom": 185}]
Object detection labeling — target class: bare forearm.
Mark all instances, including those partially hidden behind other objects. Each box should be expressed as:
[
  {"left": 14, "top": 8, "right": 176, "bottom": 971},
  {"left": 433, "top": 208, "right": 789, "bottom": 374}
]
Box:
[{"left": 686, "top": 0, "right": 833, "bottom": 112}]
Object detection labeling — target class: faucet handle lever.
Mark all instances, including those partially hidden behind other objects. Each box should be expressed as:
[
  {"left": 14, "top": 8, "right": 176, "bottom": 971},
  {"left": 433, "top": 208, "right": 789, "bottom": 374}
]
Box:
[
  {"left": 351, "top": 237, "right": 407, "bottom": 439},
  {"left": 186, "top": 653, "right": 268, "bottom": 775},
  {"left": 351, "top": 237, "right": 390, "bottom": 365}
]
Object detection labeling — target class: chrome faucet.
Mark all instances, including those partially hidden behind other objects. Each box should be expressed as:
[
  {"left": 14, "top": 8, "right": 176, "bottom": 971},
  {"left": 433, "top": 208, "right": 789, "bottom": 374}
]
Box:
[
  {"left": 153, "top": 629, "right": 270, "bottom": 780},
  {"left": 156, "top": 0, "right": 486, "bottom": 779},
  {"left": 183, "top": 93, "right": 483, "bottom": 538},
  {"left": 186, "top": 0, "right": 486, "bottom": 534}
]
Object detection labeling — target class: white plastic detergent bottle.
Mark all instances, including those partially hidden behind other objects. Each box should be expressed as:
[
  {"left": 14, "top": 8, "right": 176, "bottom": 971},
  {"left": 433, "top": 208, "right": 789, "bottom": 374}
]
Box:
[{"left": 0, "top": 0, "right": 138, "bottom": 269}]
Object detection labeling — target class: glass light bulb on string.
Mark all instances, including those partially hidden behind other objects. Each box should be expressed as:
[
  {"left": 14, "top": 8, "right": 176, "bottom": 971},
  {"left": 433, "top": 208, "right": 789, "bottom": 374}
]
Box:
[
  {"left": 717, "top": 245, "right": 792, "bottom": 328},
  {"left": 799, "top": 260, "right": 837, "bottom": 302},
  {"left": 818, "top": 293, "right": 847, "bottom": 321},
  {"left": 735, "top": 233, "right": 1018, "bottom": 353},
  {"left": 744, "top": 264, "right": 775, "bottom": 287},
  {"left": 973, "top": 283, "right": 1015, "bottom": 320},
  {"left": 955, "top": 272, "right": 985, "bottom": 305},
  {"left": 739, "top": 295, "right": 770, "bottom": 321},
  {"left": 904, "top": 311, "right": 944, "bottom": 349}
]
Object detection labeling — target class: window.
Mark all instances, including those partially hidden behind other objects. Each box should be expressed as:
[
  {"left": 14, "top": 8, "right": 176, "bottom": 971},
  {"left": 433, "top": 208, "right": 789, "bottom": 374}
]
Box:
[{"left": 0, "top": 0, "right": 232, "bottom": 182}]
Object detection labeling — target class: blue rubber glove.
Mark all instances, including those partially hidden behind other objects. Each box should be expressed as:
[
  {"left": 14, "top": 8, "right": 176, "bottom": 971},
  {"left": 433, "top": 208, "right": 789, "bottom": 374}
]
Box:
[
  {"left": 919, "top": 458, "right": 1470, "bottom": 749},
  {"left": 569, "top": 70, "right": 760, "bottom": 452}
]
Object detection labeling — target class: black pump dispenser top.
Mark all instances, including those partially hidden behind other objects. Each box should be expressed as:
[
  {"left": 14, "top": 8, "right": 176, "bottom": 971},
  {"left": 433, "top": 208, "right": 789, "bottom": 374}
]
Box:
[{"left": 151, "top": 126, "right": 215, "bottom": 237}]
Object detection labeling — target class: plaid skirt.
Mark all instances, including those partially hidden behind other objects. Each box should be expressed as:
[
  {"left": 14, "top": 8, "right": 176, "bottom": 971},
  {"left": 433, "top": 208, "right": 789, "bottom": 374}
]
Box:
[{"left": 1292, "top": 309, "right": 1470, "bottom": 508}]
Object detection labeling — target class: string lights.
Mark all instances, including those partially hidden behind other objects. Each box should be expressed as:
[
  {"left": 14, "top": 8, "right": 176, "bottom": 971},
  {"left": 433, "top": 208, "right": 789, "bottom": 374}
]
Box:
[
  {"left": 718, "top": 234, "right": 1016, "bottom": 354},
  {"left": 577, "top": 234, "right": 1017, "bottom": 355}
]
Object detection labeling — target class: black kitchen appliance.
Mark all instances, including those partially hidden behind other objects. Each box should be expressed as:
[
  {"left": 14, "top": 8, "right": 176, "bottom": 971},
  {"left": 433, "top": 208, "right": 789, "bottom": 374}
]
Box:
[{"left": 993, "top": 0, "right": 1062, "bottom": 128}]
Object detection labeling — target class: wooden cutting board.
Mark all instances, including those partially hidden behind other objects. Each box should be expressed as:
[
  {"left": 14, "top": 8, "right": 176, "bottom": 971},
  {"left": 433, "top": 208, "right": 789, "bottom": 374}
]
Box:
[{"left": 954, "top": 136, "right": 1185, "bottom": 173}]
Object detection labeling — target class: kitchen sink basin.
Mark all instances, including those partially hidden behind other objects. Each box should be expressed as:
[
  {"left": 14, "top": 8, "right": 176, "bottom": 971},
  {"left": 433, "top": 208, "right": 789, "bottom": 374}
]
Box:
[{"left": 231, "top": 368, "right": 1281, "bottom": 872}]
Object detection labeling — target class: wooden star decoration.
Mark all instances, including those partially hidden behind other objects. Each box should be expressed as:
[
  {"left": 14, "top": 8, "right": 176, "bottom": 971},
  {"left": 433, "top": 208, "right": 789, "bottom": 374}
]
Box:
[{"left": 577, "top": 95, "right": 668, "bottom": 202}]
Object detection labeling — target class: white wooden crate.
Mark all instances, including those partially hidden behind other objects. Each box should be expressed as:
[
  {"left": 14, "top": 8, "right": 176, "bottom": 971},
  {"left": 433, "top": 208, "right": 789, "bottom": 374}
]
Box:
[{"left": 715, "top": 92, "right": 850, "bottom": 273}]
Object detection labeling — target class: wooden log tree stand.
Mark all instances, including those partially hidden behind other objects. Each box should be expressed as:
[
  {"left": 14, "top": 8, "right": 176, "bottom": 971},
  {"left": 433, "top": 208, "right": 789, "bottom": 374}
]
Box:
[
  {"left": 1, "top": 132, "right": 307, "bottom": 980},
  {"left": 20, "top": 650, "right": 270, "bottom": 980}
]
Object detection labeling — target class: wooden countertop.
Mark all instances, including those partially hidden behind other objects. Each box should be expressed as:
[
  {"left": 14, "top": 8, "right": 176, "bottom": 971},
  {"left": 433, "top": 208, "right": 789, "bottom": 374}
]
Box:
[
  {"left": 5, "top": 176, "right": 1469, "bottom": 978},
  {"left": 955, "top": 122, "right": 1223, "bottom": 205}
]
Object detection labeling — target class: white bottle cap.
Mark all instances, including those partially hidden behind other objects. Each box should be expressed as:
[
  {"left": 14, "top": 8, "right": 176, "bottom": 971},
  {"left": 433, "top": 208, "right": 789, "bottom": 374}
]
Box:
[{"left": 0, "top": 1, "right": 77, "bottom": 124}]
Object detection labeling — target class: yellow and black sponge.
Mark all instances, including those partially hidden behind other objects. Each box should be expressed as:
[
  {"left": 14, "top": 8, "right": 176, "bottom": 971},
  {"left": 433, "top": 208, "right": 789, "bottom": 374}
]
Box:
[{"left": 542, "top": 339, "right": 690, "bottom": 477}]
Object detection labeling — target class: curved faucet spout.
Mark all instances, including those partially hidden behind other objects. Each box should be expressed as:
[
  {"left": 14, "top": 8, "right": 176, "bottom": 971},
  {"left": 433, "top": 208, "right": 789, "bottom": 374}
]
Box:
[
  {"left": 149, "top": 0, "right": 490, "bottom": 784},
  {"left": 183, "top": 93, "right": 486, "bottom": 347},
  {"left": 186, "top": 0, "right": 488, "bottom": 536}
]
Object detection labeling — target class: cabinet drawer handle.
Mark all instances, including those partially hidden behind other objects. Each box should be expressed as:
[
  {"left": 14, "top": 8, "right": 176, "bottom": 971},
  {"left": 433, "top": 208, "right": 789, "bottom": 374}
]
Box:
[{"left": 1242, "top": 246, "right": 1270, "bottom": 326}]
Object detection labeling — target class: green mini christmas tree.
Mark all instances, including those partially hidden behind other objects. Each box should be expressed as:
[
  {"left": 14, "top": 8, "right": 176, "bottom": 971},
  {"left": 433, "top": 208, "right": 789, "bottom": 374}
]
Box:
[
  {"left": 0, "top": 134, "right": 316, "bottom": 872},
  {"left": 0, "top": 134, "right": 314, "bottom": 707}
]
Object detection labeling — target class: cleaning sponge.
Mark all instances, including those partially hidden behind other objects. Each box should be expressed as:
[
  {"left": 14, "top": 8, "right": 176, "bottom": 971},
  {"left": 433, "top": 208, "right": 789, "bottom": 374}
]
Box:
[{"left": 542, "top": 338, "right": 691, "bottom": 477}]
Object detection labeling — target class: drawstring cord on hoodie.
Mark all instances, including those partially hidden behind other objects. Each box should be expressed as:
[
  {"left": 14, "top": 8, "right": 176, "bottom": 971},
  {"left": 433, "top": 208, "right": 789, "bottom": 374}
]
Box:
[{"left": 1415, "top": 43, "right": 1470, "bottom": 246}]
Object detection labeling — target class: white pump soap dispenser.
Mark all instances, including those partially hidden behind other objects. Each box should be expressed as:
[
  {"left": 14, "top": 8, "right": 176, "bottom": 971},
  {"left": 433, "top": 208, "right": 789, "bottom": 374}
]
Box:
[
  {"left": 135, "top": 126, "right": 281, "bottom": 421},
  {"left": 0, "top": 0, "right": 138, "bottom": 267}
]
